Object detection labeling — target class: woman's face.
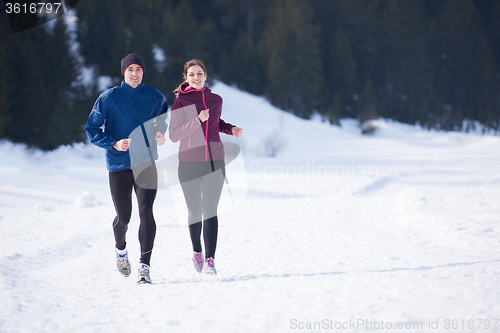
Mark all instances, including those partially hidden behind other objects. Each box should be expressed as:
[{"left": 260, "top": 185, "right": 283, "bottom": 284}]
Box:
[{"left": 185, "top": 65, "right": 207, "bottom": 90}]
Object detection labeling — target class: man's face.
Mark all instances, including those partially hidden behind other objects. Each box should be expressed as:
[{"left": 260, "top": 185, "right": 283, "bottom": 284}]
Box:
[{"left": 124, "top": 64, "right": 143, "bottom": 88}]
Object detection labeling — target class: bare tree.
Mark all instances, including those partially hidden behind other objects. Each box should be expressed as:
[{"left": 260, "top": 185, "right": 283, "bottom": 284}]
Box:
[{"left": 262, "top": 132, "right": 287, "bottom": 157}]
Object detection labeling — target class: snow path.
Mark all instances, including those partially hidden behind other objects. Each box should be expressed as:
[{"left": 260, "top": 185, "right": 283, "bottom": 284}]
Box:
[{"left": 1, "top": 82, "right": 500, "bottom": 332}]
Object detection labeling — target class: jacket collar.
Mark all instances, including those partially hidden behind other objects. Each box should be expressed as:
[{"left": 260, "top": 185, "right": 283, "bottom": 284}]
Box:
[
  {"left": 178, "top": 82, "right": 210, "bottom": 96},
  {"left": 121, "top": 80, "right": 144, "bottom": 94}
]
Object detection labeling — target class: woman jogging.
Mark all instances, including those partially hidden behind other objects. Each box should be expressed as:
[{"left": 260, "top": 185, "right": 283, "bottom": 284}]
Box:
[
  {"left": 85, "top": 53, "right": 168, "bottom": 284},
  {"left": 169, "top": 59, "right": 243, "bottom": 275}
]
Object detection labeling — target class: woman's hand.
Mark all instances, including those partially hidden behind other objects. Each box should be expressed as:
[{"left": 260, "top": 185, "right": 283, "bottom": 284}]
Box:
[
  {"left": 155, "top": 131, "right": 166, "bottom": 146},
  {"left": 113, "top": 139, "right": 132, "bottom": 151},
  {"left": 232, "top": 127, "right": 243, "bottom": 138},
  {"left": 199, "top": 109, "right": 209, "bottom": 122}
]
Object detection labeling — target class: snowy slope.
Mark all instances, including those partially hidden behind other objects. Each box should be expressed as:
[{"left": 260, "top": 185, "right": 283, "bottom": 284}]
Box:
[{"left": 0, "top": 81, "right": 500, "bottom": 333}]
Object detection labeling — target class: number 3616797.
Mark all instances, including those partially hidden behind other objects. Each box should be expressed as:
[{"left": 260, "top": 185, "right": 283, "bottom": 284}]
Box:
[
  {"left": 5, "top": 2, "right": 62, "bottom": 14},
  {"left": 444, "top": 319, "right": 499, "bottom": 330}
]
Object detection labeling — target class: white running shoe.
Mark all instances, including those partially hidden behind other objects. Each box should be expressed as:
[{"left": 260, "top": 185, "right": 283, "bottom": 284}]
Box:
[
  {"left": 192, "top": 252, "right": 204, "bottom": 273},
  {"left": 115, "top": 248, "right": 131, "bottom": 277},
  {"left": 137, "top": 263, "right": 152, "bottom": 284},
  {"left": 202, "top": 257, "right": 217, "bottom": 275}
]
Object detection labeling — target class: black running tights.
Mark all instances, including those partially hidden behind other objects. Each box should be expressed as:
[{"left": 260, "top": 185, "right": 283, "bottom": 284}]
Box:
[
  {"left": 178, "top": 161, "right": 225, "bottom": 259},
  {"left": 109, "top": 169, "right": 157, "bottom": 266}
]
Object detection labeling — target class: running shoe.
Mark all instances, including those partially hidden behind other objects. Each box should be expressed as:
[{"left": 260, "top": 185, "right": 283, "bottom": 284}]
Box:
[
  {"left": 192, "top": 251, "right": 204, "bottom": 273},
  {"left": 137, "top": 263, "right": 152, "bottom": 284},
  {"left": 202, "top": 257, "right": 217, "bottom": 275},
  {"left": 115, "top": 248, "right": 131, "bottom": 277}
]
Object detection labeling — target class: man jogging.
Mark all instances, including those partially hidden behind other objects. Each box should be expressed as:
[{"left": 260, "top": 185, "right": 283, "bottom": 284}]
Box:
[{"left": 85, "top": 53, "right": 168, "bottom": 284}]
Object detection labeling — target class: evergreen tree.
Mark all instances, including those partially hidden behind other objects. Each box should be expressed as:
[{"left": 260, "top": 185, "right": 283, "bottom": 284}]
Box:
[
  {"left": 224, "top": 31, "right": 267, "bottom": 95},
  {"left": 357, "top": 73, "right": 377, "bottom": 123},
  {"left": 487, "top": 1, "right": 500, "bottom": 76},
  {"left": 42, "top": 18, "right": 82, "bottom": 148},
  {"left": 3, "top": 0, "right": 500, "bottom": 149},
  {"left": 0, "top": 19, "right": 11, "bottom": 137},
  {"left": 335, "top": 0, "right": 386, "bottom": 93},
  {"left": 3, "top": 24, "right": 49, "bottom": 146},
  {"left": 1, "top": 14, "right": 84, "bottom": 149},
  {"left": 329, "top": 22, "right": 357, "bottom": 123},
  {"left": 213, "top": 0, "right": 269, "bottom": 95},
  {"left": 76, "top": 1, "right": 125, "bottom": 78},
  {"left": 260, "top": 0, "right": 323, "bottom": 118},
  {"left": 160, "top": 0, "right": 221, "bottom": 92},
  {"left": 436, "top": 0, "right": 498, "bottom": 130},
  {"left": 426, "top": 16, "right": 443, "bottom": 129},
  {"left": 382, "top": 0, "right": 431, "bottom": 125}
]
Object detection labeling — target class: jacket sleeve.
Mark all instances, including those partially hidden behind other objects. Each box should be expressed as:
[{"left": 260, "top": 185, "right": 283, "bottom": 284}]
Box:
[
  {"left": 153, "top": 94, "right": 169, "bottom": 134},
  {"left": 216, "top": 98, "right": 235, "bottom": 135},
  {"left": 168, "top": 100, "right": 201, "bottom": 143},
  {"left": 219, "top": 119, "right": 235, "bottom": 135},
  {"left": 85, "top": 96, "right": 117, "bottom": 150}
]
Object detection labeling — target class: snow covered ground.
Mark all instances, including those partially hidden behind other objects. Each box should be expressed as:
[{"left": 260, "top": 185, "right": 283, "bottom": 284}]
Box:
[{"left": 1, "top": 82, "right": 500, "bottom": 333}]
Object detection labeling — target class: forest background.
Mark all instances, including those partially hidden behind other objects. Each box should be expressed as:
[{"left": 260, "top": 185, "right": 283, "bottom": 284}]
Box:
[{"left": 1, "top": 0, "right": 499, "bottom": 150}]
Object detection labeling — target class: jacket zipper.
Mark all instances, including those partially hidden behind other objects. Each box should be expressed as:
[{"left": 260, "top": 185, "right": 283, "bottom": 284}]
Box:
[{"left": 201, "top": 87, "right": 209, "bottom": 161}]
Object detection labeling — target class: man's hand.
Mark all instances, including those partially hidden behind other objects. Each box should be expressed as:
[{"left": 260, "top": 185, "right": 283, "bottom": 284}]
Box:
[
  {"left": 155, "top": 131, "right": 166, "bottom": 145},
  {"left": 113, "top": 139, "right": 132, "bottom": 151}
]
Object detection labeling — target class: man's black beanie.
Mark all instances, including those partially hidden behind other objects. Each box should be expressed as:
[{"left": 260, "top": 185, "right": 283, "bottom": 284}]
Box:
[{"left": 121, "top": 53, "right": 145, "bottom": 77}]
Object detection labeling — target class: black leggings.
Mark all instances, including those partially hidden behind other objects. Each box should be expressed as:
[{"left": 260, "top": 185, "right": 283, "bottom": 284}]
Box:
[
  {"left": 178, "top": 160, "right": 225, "bottom": 259},
  {"left": 109, "top": 168, "right": 157, "bottom": 265}
]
